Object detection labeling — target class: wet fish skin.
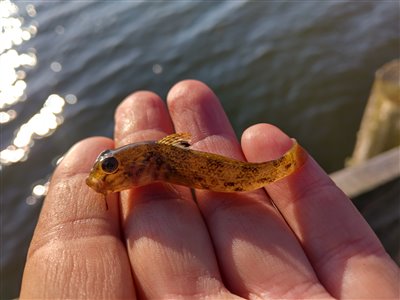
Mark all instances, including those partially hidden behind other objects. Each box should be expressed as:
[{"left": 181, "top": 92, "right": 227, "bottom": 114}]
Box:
[{"left": 86, "top": 133, "right": 307, "bottom": 195}]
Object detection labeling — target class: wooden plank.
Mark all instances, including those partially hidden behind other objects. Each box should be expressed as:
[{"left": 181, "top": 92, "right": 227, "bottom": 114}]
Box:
[{"left": 330, "top": 146, "right": 400, "bottom": 198}]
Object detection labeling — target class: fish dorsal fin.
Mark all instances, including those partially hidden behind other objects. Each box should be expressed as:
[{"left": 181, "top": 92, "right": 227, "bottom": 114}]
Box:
[{"left": 157, "top": 133, "right": 191, "bottom": 148}]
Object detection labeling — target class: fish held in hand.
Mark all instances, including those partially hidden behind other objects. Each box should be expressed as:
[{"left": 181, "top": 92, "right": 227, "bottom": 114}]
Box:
[{"left": 86, "top": 133, "right": 307, "bottom": 195}]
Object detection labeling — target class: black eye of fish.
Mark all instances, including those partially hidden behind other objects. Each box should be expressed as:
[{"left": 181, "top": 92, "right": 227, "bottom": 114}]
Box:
[{"left": 101, "top": 157, "right": 119, "bottom": 174}]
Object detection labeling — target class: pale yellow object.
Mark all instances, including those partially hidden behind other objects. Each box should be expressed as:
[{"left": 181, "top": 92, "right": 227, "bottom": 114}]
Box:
[{"left": 349, "top": 59, "right": 400, "bottom": 166}]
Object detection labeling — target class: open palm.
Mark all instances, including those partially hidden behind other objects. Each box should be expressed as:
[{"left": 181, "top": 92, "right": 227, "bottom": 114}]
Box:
[{"left": 21, "top": 80, "right": 398, "bottom": 299}]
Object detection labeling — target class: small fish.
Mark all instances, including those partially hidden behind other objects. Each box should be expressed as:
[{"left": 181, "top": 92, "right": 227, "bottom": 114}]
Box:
[{"left": 86, "top": 133, "right": 307, "bottom": 195}]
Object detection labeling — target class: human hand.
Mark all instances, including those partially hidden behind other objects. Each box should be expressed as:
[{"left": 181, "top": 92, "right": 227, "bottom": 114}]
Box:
[{"left": 20, "top": 80, "right": 399, "bottom": 299}]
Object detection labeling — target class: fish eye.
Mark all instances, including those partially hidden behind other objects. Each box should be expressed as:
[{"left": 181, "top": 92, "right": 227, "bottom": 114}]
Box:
[{"left": 101, "top": 157, "right": 119, "bottom": 174}]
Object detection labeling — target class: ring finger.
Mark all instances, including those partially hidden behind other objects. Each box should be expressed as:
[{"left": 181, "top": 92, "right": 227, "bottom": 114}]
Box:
[{"left": 167, "top": 80, "right": 332, "bottom": 299}]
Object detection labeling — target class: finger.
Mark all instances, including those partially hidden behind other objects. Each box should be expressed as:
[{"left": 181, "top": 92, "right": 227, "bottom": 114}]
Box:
[
  {"left": 114, "top": 92, "right": 238, "bottom": 299},
  {"left": 242, "top": 123, "right": 399, "bottom": 298},
  {"left": 167, "top": 80, "right": 331, "bottom": 299},
  {"left": 20, "top": 137, "right": 135, "bottom": 299}
]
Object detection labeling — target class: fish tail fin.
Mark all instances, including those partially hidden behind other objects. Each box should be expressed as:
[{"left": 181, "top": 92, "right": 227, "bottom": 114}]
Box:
[{"left": 258, "top": 139, "right": 307, "bottom": 185}]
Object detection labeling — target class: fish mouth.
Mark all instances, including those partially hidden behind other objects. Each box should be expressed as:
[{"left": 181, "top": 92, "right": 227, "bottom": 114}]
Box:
[{"left": 86, "top": 176, "right": 107, "bottom": 195}]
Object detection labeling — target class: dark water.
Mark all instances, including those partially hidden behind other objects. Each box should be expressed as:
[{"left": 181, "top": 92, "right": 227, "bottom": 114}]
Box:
[{"left": 1, "top": 1, "right": 398, "bottom": 298}]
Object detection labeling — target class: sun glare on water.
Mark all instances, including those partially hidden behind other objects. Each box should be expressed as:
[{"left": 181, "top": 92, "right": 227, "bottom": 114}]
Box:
[
  {"left": 0, "top": 0, "right": 77, "bottom": 202},
  {"left": 1, "top": 1, "right": 76, "bottom": 165}
]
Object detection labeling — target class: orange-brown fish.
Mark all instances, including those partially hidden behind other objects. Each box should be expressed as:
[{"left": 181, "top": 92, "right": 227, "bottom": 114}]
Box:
[{"left": 86, "top": 133, "right": 307, "bottom": 195}]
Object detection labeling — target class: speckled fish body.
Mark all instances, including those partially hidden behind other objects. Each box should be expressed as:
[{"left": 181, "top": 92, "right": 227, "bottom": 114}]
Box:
[{"left": 86, "top": 133, "right": 307, "bottom": 195}]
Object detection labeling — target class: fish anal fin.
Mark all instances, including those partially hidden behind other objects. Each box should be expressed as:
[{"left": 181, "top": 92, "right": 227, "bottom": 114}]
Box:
[{"left": 157, "top": 133, "right": 192, "bottom": 148}]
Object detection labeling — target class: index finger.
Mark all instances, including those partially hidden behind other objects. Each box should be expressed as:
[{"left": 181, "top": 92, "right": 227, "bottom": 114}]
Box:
[{"left": 20, "top": 137, "right": 135, "bottom": 299}]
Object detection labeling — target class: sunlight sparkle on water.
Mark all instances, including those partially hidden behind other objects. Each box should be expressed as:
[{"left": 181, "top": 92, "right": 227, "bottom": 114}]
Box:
[
  {"left": 1, "top": 1, "right": 76, "bottom": 208},
  {"left": 55, "top": 25, "right": 65, "bottom": 35},
  {"left": 152, "top": 63, "right": 163, "bottom": 74},
  {"left": 0, "top": 1, "right": 37, "bottom": 52},
  {"left": 0, "top": 0, "right": 37, "bottom": 115},
  {"left": 65, "top": 94, "right": 77, "bottom": 104},
  {"left": 26, "top": 182, "right": 49, "bottom": 205},
  {"left": 0, "top": 50, "right": 37, "bottom": 109},
  {"left": 32, "top": 183, "right": 47, "bottom": 196},
  {"left": 50, "top": 61, "right": 62, "bottom": 72},
  {"left": 0, "top": 109, "right": 16, "bottom": 123},
  {"left": 1, "top": 94, "right": 71, "bottom": 165},
  {"left": 25, "top": 4, "right": 37, "bottom": 17},
  {"left": 1, "top": 2, "right": 78, "bottom": 167}
]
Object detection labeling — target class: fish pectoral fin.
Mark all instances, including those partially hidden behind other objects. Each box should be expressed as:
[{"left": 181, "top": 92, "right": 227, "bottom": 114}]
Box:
[{"left": 157, "top": 133, "right": 192, "bottom": 148}]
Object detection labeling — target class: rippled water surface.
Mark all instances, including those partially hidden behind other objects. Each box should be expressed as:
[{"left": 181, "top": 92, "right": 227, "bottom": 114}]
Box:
[{"left": 1, "top": 1, "right": 398, "bottom": 297}]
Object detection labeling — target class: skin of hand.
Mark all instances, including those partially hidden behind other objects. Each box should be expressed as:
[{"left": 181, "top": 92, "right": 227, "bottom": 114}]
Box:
[{"left": 20, "top": 80, "right": 399, "bottom": 299}]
